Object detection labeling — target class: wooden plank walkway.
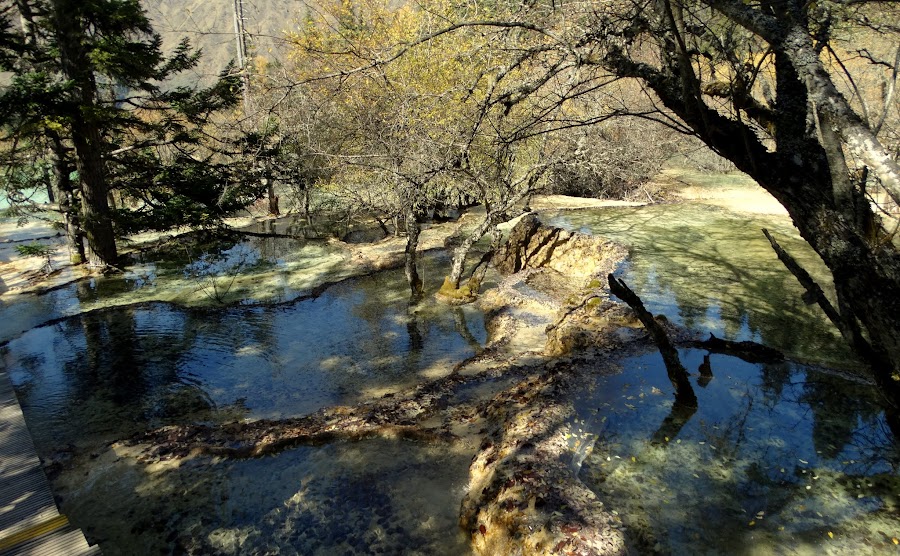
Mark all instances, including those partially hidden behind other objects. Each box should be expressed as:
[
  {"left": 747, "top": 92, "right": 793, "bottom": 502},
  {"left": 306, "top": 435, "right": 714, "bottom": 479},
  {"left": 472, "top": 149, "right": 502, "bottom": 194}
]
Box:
[{"left": 0, "top": 366, "right": 100, "bottom": 555}]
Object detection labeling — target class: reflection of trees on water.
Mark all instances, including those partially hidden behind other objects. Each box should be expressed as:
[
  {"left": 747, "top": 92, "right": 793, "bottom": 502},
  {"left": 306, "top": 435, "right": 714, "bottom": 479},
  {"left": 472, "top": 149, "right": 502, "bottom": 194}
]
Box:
[
  {"left": 587, "top": 350, "right": 899, "bottom": 554},
  {"left": 8, "top": 286, "right": 232, "bottom": 447},
  {"left": 341, "top": 258, "right": 483, "bottom": 381},
  {"left": 452, "top": 307, "right": 481, "bottom": 351},
  {"left": 649, "top": 402, "right": 696, "bottom": 446},
  {"left": 799, "top": 373, "right": 890, "bottom": 461}
]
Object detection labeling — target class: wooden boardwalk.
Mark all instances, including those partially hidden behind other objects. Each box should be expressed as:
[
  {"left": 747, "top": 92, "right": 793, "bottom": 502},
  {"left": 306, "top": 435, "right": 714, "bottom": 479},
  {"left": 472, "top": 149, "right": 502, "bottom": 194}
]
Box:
[{"left": 0, "top": 366, "right": 100, "bottom": 555}]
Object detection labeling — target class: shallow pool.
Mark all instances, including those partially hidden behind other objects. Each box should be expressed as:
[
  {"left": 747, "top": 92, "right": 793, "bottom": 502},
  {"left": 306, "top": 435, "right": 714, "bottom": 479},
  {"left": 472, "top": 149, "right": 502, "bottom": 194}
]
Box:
[{"left": 572, "top": 349, "right": 899, "bottom": 555}]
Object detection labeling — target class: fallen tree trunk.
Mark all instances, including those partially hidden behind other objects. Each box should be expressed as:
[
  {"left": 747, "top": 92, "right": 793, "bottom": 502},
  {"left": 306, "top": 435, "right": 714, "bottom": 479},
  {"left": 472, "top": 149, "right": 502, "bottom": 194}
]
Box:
[
  {"left": 608, "top": 274, "right": 698, "bottom": 408},
  {"left": 688, "top": 333, "right": 785, "bottom": 364}
]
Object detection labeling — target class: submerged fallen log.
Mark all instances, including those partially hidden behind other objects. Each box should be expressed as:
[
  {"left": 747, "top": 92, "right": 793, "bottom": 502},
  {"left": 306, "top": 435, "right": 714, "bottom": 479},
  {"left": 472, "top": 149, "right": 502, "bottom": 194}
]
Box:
[
  {"left": 688, "top": 333, "right": 785, "bottom": 364},
  {"left": 126, "top": 370, "right": 480, "bottom": 461}
]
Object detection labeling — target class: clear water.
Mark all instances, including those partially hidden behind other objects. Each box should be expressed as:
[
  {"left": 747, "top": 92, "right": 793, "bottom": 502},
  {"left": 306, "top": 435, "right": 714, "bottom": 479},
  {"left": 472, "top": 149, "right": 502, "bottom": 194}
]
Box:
[
  {"left": 55, "top": 439, "right": 472, "bottom": 555},
  {"left": 2, "top": 257, "right": 486, "bottom": 452},
  {"left": 0, "top": 232, "right": 351, "bottom": 342},
  {"left": 543, "top": 200, "right": 898, "bottom": 554},
  {"left": 2, "top": 252, "right": 483, "bottom": 555},
  {"left": 572, "top": 349, "right": 899, "bottom": 555},
  {"left": 544, "top": 203, "right": 855, "bottom": 368},
  {"left": 2, "top": 189, "right": 898, "bottom": 555}
]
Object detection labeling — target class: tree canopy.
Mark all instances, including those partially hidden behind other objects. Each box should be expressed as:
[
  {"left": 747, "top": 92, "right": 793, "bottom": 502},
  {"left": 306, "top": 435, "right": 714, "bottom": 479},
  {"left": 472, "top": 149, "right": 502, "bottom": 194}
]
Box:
[
  {"left": 272, "top": 0, "right": 900, "bottom": 421},
  {"left": 0, "top": 0, "right": 264, "bottom": 265}
]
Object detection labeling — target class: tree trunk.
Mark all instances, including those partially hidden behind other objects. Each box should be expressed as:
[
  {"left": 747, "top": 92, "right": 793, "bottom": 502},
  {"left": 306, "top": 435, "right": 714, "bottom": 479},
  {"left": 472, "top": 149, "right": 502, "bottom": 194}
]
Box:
[
  {"left": 52, "top": 0, "right": 117, "bottom": 267},
  {"left": 49, "top": 132, "right": 85, "bottom": 264},
  {"left": 466, "top": 226, "right": 502, "bottom": 294},
  {"left": 608, "top": 274, "right": 698, "bottom": 408},
  {"left": 606, "top": 10, "right": 900, "bottom": 419},
  {"left": 447, "top": 211, "right": 499, "bottom": 288},
  {"left": 301, "top": 188, "right": 312, "bottom": 225},
  {"left": 72, "top": 111, "right": 118, "bottom": 266},
  {"left": 267, "top": 182, "right": 279, "bottom": 216},
  {"left": 404, "top": 208, "right": 423, "bottom": 299}
]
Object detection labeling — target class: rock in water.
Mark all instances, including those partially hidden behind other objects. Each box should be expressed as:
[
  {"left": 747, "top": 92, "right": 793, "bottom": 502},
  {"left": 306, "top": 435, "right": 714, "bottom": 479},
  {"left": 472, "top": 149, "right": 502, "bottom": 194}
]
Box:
[{"left": 493, "top": 214, "right": 626, "bottom": 286}]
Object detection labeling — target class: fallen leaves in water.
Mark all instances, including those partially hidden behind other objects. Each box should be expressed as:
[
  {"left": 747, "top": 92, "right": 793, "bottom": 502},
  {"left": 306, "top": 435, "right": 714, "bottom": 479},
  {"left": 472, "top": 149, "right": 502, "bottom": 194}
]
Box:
[
  {"left": 827, "top": 532, "right": 834, "bottom": 539},
  {"left": 892, "top": 537, "right": 899, "bottom": 545}
]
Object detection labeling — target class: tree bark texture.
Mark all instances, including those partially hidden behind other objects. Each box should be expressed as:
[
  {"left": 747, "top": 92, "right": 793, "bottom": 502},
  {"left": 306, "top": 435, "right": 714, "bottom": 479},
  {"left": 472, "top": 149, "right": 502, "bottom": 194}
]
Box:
[
  {"left": 51, "top": 0, "right": 118, "bottom": 266},
  {"left": 447, "top": 212, "right": 497, "bottom": 288},
  {"left": 49, "top": 132, "right": 85, "bottom": 264}
]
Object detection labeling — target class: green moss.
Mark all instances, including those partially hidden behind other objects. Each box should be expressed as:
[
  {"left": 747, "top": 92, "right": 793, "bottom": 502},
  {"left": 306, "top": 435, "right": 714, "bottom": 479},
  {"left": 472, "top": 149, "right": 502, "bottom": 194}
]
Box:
[{"left": 436, "top": 276, "right": 477, "bottom": 304}]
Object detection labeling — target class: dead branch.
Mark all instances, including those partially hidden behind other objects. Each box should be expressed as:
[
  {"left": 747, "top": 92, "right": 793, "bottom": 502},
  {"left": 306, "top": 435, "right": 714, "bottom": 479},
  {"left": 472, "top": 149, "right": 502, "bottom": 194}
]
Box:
[
  {"left": 689, "top": 332, "right": 784, "bottom": 364},
  {"left": 607, "top": 274, "right": 697, "bottom": 408},
  {"left": 761, "top": 228, "right": 873, "bottom": 357}
]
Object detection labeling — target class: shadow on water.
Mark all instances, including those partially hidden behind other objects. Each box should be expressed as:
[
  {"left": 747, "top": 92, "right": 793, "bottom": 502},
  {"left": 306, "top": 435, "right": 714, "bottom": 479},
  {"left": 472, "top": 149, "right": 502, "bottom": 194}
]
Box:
[
  {"left": 571, "top": 350, "right": 899, "bottom": 555},
  {"left": 57, "top": 438, "right": 472, "bottom": 555},
  {"left": 544, "top": 204, "right": 857, "bottom": 368},
  {"left": 1, "top": 252, "right": 486, "bottom": 452},
  {"left": 1, "top": 251, "right": 483, "bottom": 555}
]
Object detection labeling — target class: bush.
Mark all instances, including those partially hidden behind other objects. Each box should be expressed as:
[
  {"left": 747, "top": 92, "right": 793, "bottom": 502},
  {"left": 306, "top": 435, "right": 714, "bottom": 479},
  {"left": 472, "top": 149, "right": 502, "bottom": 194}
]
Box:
[{"left": 547, "top": 120, "right": 679, "bottom": 200}]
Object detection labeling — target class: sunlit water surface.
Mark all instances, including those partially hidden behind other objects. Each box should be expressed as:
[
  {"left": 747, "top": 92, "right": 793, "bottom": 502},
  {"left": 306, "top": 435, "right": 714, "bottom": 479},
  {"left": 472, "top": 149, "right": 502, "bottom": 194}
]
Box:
[
  {"left": 544, "top": 203, "right": 855, "bottom": 367},
  {"left": 546, "top": 201, "right": 898, "bottom": 554},
  {"left": 1, "top": 190, "right": 898, "bottom": 554},
  {"left": 0, "top": 228, "right": 352, "bottom": 342}
]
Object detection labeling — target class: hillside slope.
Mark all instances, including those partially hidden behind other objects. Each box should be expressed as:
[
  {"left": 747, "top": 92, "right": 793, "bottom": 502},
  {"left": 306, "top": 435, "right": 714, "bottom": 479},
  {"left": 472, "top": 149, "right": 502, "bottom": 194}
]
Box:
[{"left": 144, "top": 0, "right": 309, "bottom": 85}]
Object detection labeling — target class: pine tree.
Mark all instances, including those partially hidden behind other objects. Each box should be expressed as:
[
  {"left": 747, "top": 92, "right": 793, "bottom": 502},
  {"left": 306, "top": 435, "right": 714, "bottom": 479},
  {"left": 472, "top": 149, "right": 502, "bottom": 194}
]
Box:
[{"left": 0, "top": 0, "right": 261, "bottom": 266}]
